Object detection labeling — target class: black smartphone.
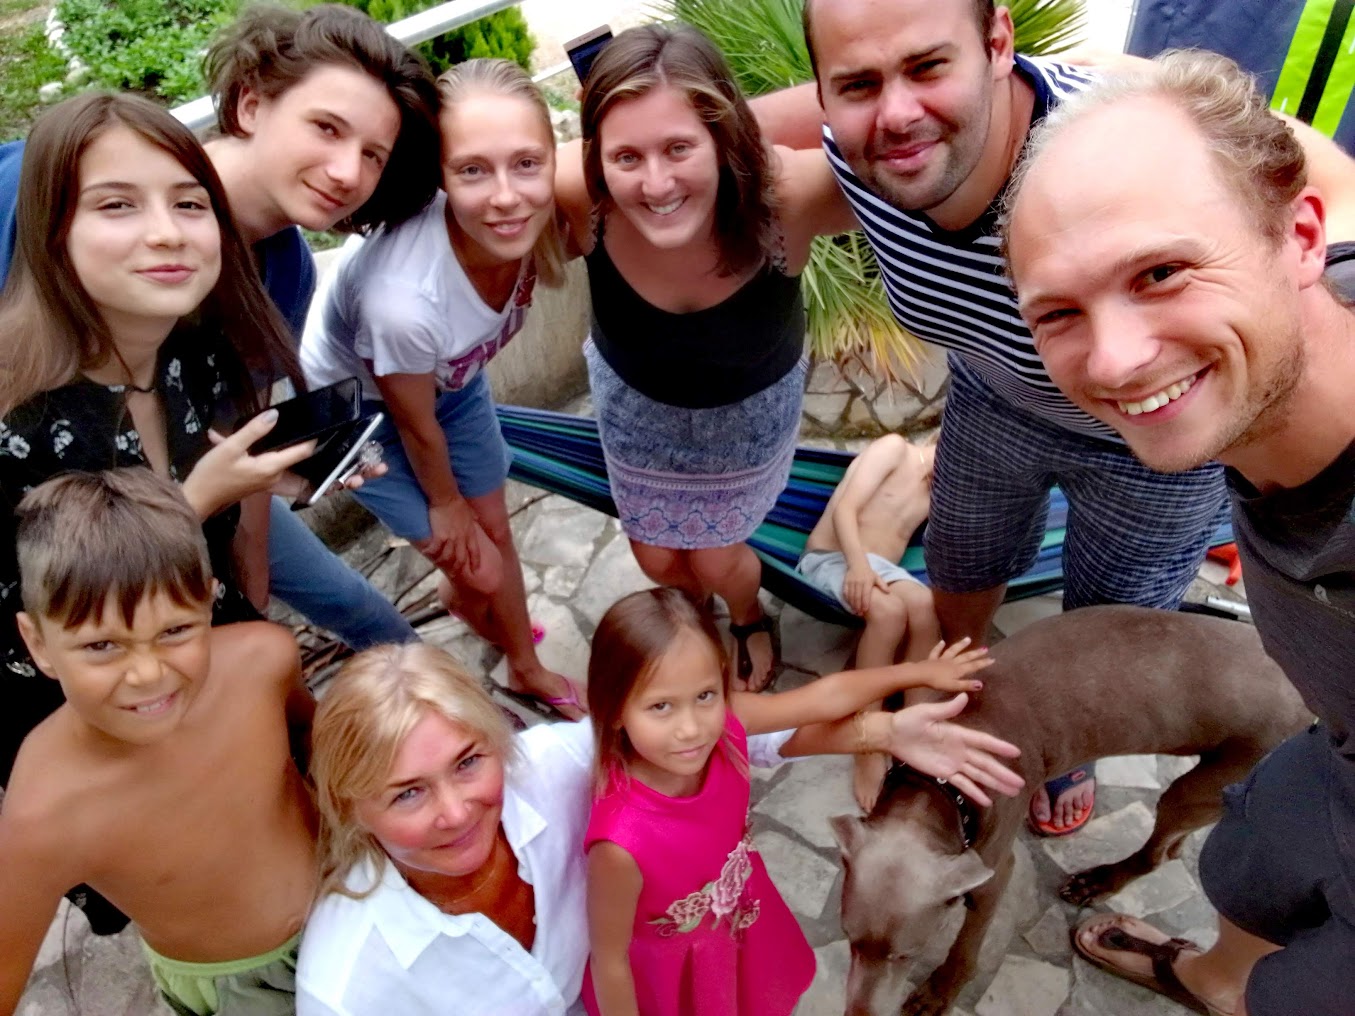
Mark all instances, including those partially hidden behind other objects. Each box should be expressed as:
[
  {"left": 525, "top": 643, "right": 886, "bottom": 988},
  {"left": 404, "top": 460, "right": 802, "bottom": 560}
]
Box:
[
  {"left": 248, "top": 377, "right": 362, "bottom": 455},
  {"left": 289, "top": 413, "right": 385, "bottom": 510},
  {"left": 565, "top": 25, "right": 613, "bottom": 85}
]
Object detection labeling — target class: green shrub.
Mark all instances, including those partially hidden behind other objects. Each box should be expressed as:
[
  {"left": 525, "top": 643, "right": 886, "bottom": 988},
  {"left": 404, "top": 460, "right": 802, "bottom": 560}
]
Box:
[
  {"left": 0, "top": 20, "right": 71, "bottom": 141},
  {"left": 332, "top": 0, "right": 534, "bottom": 74},
  {"left": 55, "top": 0, "right": 241, "bottom": 104}
]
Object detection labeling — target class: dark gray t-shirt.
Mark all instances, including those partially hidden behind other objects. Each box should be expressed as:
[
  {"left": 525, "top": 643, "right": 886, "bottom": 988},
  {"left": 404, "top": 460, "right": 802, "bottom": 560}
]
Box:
[{"left": 1228, "top": 436, "right": 1355, "bottom": 874}]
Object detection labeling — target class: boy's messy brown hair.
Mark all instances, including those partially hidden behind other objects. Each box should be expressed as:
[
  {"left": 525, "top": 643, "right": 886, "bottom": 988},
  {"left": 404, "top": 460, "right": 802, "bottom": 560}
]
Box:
[{"left": 16, "top": 469, "right": 213, "bottom": 628}]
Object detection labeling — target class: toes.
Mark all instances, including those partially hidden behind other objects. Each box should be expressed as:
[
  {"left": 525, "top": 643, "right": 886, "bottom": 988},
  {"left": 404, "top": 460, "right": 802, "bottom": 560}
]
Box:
[{"left": 1029, "top": 786, "right": 1052, "bottom": 823}]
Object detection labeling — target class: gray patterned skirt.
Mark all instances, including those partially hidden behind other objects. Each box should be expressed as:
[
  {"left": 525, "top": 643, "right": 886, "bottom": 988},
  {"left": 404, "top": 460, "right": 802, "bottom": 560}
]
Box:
[{"left": 585, "top": 339, "right": 806, "bottom": 550}]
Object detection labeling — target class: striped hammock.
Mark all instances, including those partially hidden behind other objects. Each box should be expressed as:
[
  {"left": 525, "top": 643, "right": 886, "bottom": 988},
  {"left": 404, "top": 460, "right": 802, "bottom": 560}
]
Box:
[{"left": 496, "top": 405, "right": 1234, "bottom": 627}]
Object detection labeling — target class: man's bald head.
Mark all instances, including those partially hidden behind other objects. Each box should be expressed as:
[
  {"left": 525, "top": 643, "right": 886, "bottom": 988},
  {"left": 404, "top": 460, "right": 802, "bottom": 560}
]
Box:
[{"left": 1004, "top": 49, "right": 1308, "bottom": 257}]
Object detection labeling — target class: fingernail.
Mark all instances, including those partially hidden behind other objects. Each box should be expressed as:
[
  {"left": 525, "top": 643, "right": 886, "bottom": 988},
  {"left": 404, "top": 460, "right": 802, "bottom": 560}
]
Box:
[
  {"left": 261, "top": 408, "right": 278, "bottom": 422},
  {"left": 979, "top": 646, "right": 989, "bottom": 652}
]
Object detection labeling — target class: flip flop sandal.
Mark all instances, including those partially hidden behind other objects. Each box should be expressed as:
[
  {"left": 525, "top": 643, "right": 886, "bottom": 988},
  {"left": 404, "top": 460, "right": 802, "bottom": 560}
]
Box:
[
  {"left": 1072, "top": 917, "right": 1215, "bottom": 1015},
  {"left": 729, "top": 613, "right": 780, "bottom": 692},
  {"left": 497, "top": 680, "right": 587, "bottom": 722},
  {"left": 1028, "top": 767, "right": 1094, "bottom": 837}
]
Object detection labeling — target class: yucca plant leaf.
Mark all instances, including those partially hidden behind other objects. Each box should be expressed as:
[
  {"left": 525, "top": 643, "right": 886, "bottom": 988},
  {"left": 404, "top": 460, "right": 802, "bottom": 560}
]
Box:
[{"left": 653, "top": 0, "right": 1086, "bottom": 385}]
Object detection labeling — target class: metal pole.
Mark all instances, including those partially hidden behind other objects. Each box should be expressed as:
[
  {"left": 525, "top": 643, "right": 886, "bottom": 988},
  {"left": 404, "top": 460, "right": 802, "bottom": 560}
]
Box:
[{"left": 172, "top": 0, "right": 521, "bottom": 131}]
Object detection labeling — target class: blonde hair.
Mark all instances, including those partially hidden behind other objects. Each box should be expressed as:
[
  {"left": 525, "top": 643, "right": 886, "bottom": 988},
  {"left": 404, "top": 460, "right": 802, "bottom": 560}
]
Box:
[
  {"left": 1005, "top": 49, "right": 1307, "bottom": 248},
  {"left": 436, "top": 58, "right": 567, "bottom": 287},
  {"left": 311, "top": 642, "right": 520, "bottom": 898}
]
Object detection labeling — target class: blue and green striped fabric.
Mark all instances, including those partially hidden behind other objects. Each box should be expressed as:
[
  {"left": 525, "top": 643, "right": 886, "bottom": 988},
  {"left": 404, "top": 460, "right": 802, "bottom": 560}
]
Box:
[{"left": 496, "top": 406, "right": 1233, "bottom": 627}]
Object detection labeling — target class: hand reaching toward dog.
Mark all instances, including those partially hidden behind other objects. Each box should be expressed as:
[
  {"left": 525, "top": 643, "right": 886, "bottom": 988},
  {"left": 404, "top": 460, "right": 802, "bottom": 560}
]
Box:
[
  {"left": 884, "top": 693, "right": 1024, "bottom": 806},
  {"left": 901, "top": 637, "right": 993, "bottom": 693}
]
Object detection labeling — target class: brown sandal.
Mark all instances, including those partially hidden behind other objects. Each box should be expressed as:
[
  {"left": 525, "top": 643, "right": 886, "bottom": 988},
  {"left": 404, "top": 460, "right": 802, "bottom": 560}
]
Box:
[
  {"left": 1072, "top": 915, "right": 1220, "bottom": 1015},
  {"left": 729, "top": 613, "right": 780, "bottom": 692}
]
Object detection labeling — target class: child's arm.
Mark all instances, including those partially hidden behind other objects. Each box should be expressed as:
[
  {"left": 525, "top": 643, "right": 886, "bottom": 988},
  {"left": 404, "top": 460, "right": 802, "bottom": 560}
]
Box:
[
  {"left": 732, "top": 639, "right": 992, "bottom": 736},
  {"left": 586, "top": 842, "right": 643, "bottom": 1016},
  {"left": 829, "top": 436, "right": 912, "bottom": 615},
  {"left": 0, "top": 815, "right": 73, "bottom": 1014},
  {"left": 778, "top": 694, "right": 1024, "bottom": 806}
]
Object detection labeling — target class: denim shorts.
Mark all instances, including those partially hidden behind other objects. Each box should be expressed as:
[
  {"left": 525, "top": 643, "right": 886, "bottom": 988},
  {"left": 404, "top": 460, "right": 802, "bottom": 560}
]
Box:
[
  {"left": 351, "top": 372, "right": 512, "bottom": 543},
  {"left": 924, "top": 356, "right": 1229, "bottom": 609},
  {"left": 1198, "top": 725, "right": 1355, "bottom": 1016}
]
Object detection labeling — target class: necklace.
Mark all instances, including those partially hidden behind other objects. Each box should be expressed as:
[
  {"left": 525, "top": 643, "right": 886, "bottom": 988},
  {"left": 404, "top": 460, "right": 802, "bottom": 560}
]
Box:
[
  {"left": 430, "top": 832, "right": 508, "bottom": 912},
  {"left": 110, "top": 345, "right": 156, "bottom": 394}
]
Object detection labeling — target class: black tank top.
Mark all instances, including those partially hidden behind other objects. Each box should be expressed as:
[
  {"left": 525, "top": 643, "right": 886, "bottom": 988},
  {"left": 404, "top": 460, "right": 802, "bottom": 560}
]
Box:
[{"left": 586, "top": 223, "right": 806, "bottom": 409}]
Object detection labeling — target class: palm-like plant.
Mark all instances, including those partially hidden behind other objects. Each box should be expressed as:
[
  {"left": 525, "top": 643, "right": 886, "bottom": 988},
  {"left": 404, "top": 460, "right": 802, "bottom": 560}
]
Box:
[{"left": 654, "top": 0, "right": 1087, "bottom": 381}]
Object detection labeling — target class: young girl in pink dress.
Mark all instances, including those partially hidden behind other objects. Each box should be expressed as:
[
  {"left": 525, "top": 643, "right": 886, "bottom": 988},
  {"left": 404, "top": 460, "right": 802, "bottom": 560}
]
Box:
[{"left": 582, "top": 588, "right": 1024, "bottom": 1016}]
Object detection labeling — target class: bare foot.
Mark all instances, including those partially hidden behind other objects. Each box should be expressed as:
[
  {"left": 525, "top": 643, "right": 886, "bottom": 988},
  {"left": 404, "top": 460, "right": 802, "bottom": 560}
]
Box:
[
  {"left": 1074, "top": 914, "right": 1236, "bottom": 1016},
  {"left": 1029, "top": 775, "right": 1095, "bottom": 832},
  {"left": 510, "top": 666, "right": 587, "bottom": 721},
  {"left": 740, "top": 628, "right": 775, "bottom": 692},
  {"left": 852, "top": 751, "right": 888, "bottom": 812}
]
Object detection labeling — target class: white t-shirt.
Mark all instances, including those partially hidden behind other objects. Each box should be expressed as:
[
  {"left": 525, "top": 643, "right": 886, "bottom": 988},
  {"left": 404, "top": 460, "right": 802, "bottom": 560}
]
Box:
[
  {"left": 300, "top": 191, "right": 537, "bottom": 401},
  {"left": 294, "top": 719, "right": 794, "bottom": 1016}
]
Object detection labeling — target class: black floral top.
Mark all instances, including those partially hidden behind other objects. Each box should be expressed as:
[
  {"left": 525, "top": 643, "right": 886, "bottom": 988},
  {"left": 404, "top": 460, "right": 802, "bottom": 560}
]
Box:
[{"left": 0, "top": 328, "right": 259, "bottom": 780}]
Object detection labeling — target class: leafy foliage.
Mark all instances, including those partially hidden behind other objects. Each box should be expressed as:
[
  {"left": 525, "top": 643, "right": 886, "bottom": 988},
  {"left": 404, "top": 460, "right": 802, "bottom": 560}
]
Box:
[
  {"left": 658, "top": 0, "right": 1086, "bottom": 378},
  {"left": 334, "top": 0, "right": 534, "bottom": 74},
  {"left": 0, "top": 19, "right": 70, "bottom": 141},
  {"left": 55, "top": 0, "right": 241, "bottom": 103}
]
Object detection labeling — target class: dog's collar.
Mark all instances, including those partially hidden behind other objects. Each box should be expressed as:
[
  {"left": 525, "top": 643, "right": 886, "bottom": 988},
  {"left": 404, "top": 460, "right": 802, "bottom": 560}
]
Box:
[{"left": 882, "top": 762, "right": 980, "bottom": 850}]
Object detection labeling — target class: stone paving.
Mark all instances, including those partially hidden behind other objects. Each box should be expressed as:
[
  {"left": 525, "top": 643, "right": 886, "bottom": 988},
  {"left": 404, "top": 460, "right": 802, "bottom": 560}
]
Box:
[{"left": 18, "top": 428, "right": 1248, "bottom": 1014}]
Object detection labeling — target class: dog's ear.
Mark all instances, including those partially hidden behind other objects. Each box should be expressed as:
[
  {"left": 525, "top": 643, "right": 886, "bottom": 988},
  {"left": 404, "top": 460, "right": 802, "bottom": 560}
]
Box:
[
  {"left": 829, "top": 814, "right": 865, "bottom": 856},
  {"left": 943, "top": 850, "right": 993, "bottom": 897}
]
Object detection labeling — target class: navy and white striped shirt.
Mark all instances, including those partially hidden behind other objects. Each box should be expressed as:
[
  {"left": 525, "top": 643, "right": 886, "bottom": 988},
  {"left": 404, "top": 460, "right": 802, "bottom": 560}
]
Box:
[{"left": 824, "top": 56, "right": 1117, "bottom": 440}]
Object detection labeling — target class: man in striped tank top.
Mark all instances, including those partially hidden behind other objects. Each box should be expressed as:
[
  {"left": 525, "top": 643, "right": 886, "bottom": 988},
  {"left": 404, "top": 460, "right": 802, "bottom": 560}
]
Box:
[{"left": 745, "top": 0, "right": 1223, "bottom": 834}]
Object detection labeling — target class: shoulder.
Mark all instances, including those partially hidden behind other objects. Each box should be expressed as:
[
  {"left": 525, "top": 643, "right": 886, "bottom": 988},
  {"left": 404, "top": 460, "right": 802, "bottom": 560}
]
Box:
[
  {"left": 516, "top": 717, "right": 595, "bottom": 768},
  {"left": 1018, "top": 55, "right": 1098, "bottom": 105},
  {"left": 2, "top": 729, "right": 94, "bottom": 882},
  {"left": 208, "top": 621, "right": 301, "bottom": 696},
  {"left": 298, "top": 868, "right": 391, "bottom": 1004}
]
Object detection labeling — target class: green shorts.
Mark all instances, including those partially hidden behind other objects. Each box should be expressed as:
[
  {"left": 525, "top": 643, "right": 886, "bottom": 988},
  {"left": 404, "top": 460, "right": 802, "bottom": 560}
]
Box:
[{"left": 141, "top": 933, "right": 300, "bottom": 1016}]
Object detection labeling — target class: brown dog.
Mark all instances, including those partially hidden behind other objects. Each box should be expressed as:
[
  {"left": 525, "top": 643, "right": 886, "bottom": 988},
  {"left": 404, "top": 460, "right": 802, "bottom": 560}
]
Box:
[{"left": 829, "top": 605, "right": 1311, "bottom": 1016}]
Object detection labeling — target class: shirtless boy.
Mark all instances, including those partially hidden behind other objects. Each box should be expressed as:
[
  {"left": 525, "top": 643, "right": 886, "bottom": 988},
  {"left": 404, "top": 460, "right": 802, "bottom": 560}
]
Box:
[
  {"left": 799, "top": 433, "right": 946, "bottom": 808},
  {"left": 0, "top": 469, "right": 315, "bottom": 1016}
]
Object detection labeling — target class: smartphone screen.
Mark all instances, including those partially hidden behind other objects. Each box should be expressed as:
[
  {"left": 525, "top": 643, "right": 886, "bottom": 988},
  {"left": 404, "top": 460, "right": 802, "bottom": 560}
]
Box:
[
  {"left": 249, "top": 378, "right": 362, "bottom": 455},
  {"left": 565, "top": 25, "right": 612, "bottom": 85}
]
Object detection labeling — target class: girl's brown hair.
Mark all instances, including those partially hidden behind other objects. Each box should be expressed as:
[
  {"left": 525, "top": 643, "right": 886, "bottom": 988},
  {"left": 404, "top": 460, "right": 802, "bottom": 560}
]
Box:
[
  {"left": 436, "top": 58, "right": 567, "bottom": 288},
  {"left": 580, "top": 23, "right": 778, "bottom": 277},
  {"left": 0, "top": 92, "right": 300, "bottom": 417},
  {"left": 203, "top": 3, "right": 441, "bottom": 234},
  {"left": 586, "top": 586, "right": 733, "bottom": 791},
  {"left": 311, "top": 643, "right": 520, "bottom": 899}
]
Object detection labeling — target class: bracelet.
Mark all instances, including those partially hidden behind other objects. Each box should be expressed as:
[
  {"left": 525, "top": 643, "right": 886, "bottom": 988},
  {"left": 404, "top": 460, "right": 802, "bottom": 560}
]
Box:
[{"left": 854, "top": 710, "right": 869, "bottom": 752}]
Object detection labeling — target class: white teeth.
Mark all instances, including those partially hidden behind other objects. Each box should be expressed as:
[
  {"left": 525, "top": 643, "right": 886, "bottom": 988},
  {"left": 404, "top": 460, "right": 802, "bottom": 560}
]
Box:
[
  {"left": 648, "top": 199, "right": 683, "bottom": 215},
  {"left": 1117, "top": 374, "right": 1196, "bottom": 416}
]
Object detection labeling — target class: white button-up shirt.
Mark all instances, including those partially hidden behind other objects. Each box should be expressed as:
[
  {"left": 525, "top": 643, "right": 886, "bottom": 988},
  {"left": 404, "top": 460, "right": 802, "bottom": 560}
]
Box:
[{"left": 296, "top": 720, "right": 595, "bottom": 1016}]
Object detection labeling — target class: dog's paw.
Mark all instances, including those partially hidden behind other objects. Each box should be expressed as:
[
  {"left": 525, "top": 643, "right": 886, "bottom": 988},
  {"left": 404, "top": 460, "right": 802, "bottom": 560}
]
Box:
[
  {"left": 902, "top": 978, "right": 960, "bottom": 1016},
  {"left": 1058, "top": 865, "right": 1118, "bottom": 906}
]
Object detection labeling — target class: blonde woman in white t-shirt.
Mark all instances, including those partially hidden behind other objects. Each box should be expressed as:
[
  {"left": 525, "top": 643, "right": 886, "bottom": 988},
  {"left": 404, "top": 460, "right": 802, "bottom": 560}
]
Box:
[{"left": 301, "top": 59, "right": 582, "bottom": 718}]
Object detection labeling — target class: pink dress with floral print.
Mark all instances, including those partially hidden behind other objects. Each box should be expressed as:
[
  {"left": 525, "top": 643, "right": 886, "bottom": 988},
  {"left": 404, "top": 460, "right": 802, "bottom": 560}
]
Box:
[{"left": 581, "top": 713, "right": 814, "bottom": 1016}]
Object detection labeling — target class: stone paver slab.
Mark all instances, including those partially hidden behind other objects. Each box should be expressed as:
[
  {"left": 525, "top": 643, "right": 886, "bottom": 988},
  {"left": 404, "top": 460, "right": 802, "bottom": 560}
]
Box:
[
  {"left": 754, "top": 828, "right": 841, "bottom": 920},
  {"left": 975, "top": 955, "right": 1070, "bottom": 1016},
  {"left": 753, "top": 755, "right": 855, "bottom": 849}
]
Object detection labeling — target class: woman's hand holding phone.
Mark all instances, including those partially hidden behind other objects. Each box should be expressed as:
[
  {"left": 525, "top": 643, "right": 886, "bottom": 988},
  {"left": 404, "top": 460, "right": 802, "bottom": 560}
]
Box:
[{"left": 182, "top": 409, "right": 317, "bottom": 519}]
